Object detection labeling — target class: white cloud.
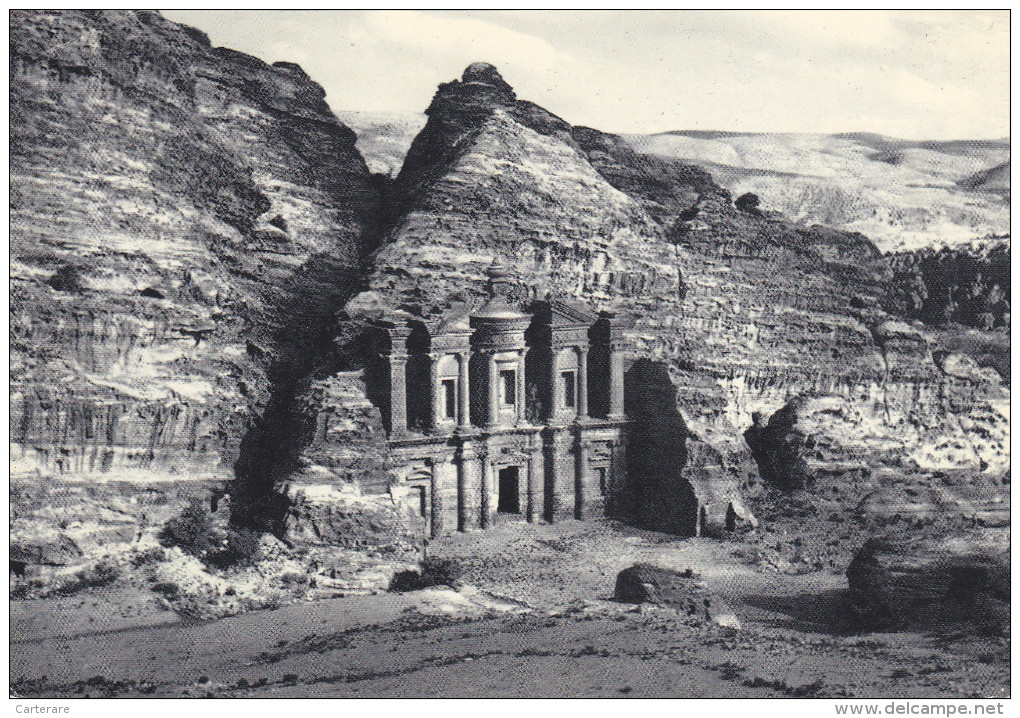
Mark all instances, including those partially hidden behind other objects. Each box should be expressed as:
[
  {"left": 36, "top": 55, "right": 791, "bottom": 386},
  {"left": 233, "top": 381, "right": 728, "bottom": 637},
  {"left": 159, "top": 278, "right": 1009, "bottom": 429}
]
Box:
[
  {"left": 161, "top": 10, "right": 1008, "bottom": 139},
  {"left": 740, "top": 10, "right": 901, "bottom": 49},
  {"left": 363, "top": 11, "right": 575, "bottom": 75}
]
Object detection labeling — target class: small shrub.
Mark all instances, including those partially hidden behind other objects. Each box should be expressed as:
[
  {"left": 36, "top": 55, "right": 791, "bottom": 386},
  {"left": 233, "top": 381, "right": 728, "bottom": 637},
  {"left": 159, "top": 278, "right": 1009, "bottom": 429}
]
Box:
[
  {"left": 735, "top": 192, "right": 761, "bottom": 214},
  {"left": 151, "top": 581, "right": 179, "bottom": 598},
  {"left": 205, "top": 527, "right": 260, "bottom": 568},
  {"left": 389, "top": 558, "right": 462, "bottom": 592},
  {"left": 55, "top": 561, "right": 121, "bottom": 596},
  {"left": 11, "top": 581, "right": 32, "bottom": 599},
  {"left": 130, "top": 546, "right": 166, "bottom": 567},
  {"left": 159, "top": 499, "right": 218, "bottom": 558},
  {"left": 47, "top": 264, "right": 85, "bottom": 293}
]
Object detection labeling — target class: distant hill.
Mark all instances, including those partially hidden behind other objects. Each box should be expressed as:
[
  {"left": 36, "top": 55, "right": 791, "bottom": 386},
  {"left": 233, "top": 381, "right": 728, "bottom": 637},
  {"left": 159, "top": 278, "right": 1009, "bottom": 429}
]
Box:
[
  {"left": 625, "top": 131, "right": 1009, "bottom": 252},
  {"left": 337, "top": 117, "right": 1010, "bottom": 253},
  {"left": 335, "top": 110, "right": 426, "bottom": 177},
  {"left": 958, "top": 160, "right": 1010, "bottom": 198}
]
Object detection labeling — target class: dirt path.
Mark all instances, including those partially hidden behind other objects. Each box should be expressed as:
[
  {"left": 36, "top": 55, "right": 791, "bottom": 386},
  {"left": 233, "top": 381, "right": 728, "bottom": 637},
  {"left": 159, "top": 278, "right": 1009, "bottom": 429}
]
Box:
[{"left": 10, "top": 519, "right": 1010, "bottom": 698}]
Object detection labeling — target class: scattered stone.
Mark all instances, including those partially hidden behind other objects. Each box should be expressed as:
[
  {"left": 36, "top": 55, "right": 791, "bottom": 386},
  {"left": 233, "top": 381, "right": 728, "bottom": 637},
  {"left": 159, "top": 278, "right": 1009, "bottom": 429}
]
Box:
[{"left": 614, "top": 563, "right": 740, "bottom": 628}]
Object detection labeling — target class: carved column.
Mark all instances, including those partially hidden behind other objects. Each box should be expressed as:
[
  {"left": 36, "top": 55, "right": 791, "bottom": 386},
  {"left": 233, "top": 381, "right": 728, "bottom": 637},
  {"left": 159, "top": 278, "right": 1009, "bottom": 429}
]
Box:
[
  {"left": 480, "top": 451, "right": 492, "bottom": 528},
  {"left": 487, "top": 353, "right": 499, "bottom": 427},
  {"left": 527, "top": 433, "right": 543, "bottom": 523},
  {"left": 576, "top": 346, "right": 589, "bottom": 419},
  {"left": 516, "top": 348, "right": 528, "bottom": 424},
  {"left": 543, "top": 428, "right": 569, "bottom": 522},
  {"left": 608, "top": 341, "right": 626, "bottom": 420},
  {"left": 550, "top": 352, "right": 562, "bottom": 419},
  {"left": 429, "top": 458, "right": 442, "bottom": 538},
  {"left": 456, "top": 441, "right": 474, "bottom": 532},
  {"left": 428, "top": 352, "right": 441, "bottom": 431},
  {"left": 389, "top": 353, "right": 409, "bottom": 436},
  {"left": 457, "top": 351, "right": 471, "bottom": 428},
  {"left": 605, "top": 440, "right": 616, "bottom": 516},
  {"left": 574, "top": 433, "right": 587, "bottom": 520}
]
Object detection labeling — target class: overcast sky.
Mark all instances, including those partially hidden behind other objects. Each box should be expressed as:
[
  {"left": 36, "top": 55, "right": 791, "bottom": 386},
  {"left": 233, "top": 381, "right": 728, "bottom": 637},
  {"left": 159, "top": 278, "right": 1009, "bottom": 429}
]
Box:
[{"left": 162, "top": 10, "right": 1009, "bottom": 140}]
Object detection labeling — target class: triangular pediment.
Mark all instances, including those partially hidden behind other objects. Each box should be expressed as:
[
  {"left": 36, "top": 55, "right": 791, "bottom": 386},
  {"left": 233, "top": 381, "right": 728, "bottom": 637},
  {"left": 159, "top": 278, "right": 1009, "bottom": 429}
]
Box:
[
  {"left": 547, "top": 299, "right": 598, "bottom": 327},
  {"left": 429, "top": 304, "right": 472, "bottom": 335}
]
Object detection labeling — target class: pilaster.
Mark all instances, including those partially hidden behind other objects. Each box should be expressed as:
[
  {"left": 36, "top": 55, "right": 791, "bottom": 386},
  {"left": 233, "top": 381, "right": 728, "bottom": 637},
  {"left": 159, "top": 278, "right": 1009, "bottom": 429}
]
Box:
[
  {"left": 576, "top": 346, "right": 589, "bottom": 420},
  {"left": 457, "top": 351, "right": 471, "bottom": 428},
  {"left": 487, "top": 353, "right": 499, "bottom": 427},
  {"left": 527, "top": 432, "right": 543, "bottom": 523},
  {"left": 574, "top": 432, "right": 588, "bottom": 520},
  {"left": 479, "top": 448, "right": 492, "bottom": 528},
  {"left": 389, "top": 353, "right": 409, "bottom": 436}
]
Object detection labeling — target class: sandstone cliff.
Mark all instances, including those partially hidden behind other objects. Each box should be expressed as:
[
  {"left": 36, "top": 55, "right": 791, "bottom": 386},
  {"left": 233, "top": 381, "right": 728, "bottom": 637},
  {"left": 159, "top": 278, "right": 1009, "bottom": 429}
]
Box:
[
  {"left": 11, "top": 10, "right": 380, "bottom": 486},
  {"left": 344, "top": 64, "right": 1008, "bottom": 551},
  {"left": 10, "top": 17, "right": 1009, "bottom": 594},
  {"left": 9, "top": 10, "right": 422, "bottom": 594}
]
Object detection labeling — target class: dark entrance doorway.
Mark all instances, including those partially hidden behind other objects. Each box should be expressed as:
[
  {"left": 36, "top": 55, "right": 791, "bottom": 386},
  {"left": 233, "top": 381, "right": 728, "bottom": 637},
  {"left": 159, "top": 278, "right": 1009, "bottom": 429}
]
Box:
[{"left": 497, "top": 467, "right": 520, "bottom": 513}]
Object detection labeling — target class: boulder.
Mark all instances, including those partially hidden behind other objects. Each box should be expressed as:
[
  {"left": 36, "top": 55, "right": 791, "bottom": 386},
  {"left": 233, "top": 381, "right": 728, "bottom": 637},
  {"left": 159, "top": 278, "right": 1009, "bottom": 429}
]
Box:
[
  {"left": 10, "top": 533, "right": 83, "bottom": 567},
  {"left": 846, "top": 537, "right": 1009, "bottom": 634},
  {"left": 281, "top": 483, "right": 424, "bottom": 552},
  {"left": 614, "top": 563, "right": 740, "bottom": 628},
  {"left": 938, "top": 352, "right": 1002, "bottom": 384}
]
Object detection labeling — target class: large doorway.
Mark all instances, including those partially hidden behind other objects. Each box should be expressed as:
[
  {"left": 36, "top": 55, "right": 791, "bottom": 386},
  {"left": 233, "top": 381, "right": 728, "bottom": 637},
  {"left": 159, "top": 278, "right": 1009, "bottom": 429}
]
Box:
[{"left": 497, "top": 467, "right": 520, "bottom": 513}]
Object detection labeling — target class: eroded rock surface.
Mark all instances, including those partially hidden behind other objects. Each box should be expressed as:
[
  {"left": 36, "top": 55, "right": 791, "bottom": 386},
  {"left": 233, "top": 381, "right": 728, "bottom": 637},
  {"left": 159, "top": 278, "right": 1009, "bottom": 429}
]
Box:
[
  {"left": 743, "top": 385, "right": 1009, "bottom": 572},
  {"left": 10, "top": 10, "right": 390, "bottom": 574},
  {"left": 345, "top": 62, "right": 1008, "bottom": 546},
  {"left": 615, "top": 563, "right": 740, "bottom": 628},
  {"left": 846, "top": 536, "right": 1009, "bottom": 633},
  {"left": 11, "top": 10, "right": 380, "bottom": 484}
]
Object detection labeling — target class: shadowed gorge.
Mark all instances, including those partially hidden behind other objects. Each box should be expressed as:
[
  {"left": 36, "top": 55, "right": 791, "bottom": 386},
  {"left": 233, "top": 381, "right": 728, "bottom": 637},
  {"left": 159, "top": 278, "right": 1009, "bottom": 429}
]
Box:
[{"left": 623, "top": 360, "right": 697, "bottom": 536}]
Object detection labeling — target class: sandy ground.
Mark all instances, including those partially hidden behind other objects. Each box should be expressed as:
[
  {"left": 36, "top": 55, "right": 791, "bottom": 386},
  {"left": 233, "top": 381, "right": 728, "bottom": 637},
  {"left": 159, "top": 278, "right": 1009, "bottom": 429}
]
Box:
[{"left": 10, "top": 518, "right": 1010, "bottom": 698}]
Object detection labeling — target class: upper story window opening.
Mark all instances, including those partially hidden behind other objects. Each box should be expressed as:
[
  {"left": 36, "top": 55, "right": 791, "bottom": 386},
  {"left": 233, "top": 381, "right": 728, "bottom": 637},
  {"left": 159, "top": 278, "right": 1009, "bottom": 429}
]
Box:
[
  {"left": 500, "top": 369, "right": 517, "bottom": 407},
  {"left": 562, "top": 370, "right": 576, "bottom": 409},
  {"left": 442, "top": 378, "right": 457, "bottom": 420}
]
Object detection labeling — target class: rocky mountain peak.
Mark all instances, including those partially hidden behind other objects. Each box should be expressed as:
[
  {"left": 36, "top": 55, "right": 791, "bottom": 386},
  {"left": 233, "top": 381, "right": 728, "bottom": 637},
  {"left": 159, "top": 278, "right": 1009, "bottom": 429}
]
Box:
[
  {"left": 461, "top": 61, "right": 511, "bottom": 89},
  {"left": 424, "top": 62, "right": 518, "bottom": 120}
]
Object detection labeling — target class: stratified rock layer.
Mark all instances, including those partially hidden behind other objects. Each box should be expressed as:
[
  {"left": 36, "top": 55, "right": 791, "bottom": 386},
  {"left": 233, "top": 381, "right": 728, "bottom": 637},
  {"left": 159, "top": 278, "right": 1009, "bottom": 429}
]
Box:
[
  {"left": 10, "top": 10, "right": 380, "bottom": 485},
  {"left": 744, "top": 374, "right": 1009, "bottom": 572},
  {"left": 345, "top": 64, "right": 1008, "bottom": 548},
  {"left": 627, "top": 131, "right": 1010, "bottom": 253},
  {"left": 10, "top": 10, "right": 390, "bottom": 575}
]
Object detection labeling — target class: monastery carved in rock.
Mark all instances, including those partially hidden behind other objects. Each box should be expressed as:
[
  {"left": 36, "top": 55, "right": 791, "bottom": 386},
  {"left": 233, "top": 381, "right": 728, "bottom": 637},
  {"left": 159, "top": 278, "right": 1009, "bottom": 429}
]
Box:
[{"left": 365, "top": 262, "right": 631, "bottom": 536}]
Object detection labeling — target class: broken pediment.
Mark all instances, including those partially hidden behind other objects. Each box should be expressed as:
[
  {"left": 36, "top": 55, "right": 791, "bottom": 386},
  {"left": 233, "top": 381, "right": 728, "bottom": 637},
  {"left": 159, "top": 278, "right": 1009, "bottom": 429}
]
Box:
[{"left": 532, "top": 298, "right": 599, "bottom": 329}]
